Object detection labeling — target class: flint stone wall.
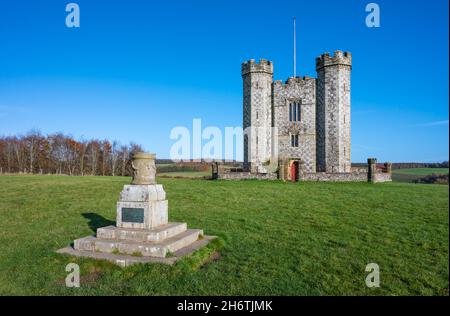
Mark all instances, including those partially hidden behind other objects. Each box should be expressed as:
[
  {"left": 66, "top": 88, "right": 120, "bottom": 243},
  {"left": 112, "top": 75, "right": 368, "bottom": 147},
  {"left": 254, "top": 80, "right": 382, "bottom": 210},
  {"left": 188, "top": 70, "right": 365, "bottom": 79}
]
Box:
[
  {"left": 242, "top": 59, "right": 273, "bottom": 174},
  {"left": 316, "top": 52, "right": 352, "bottom": 173},
  {"left": 300, "top": 171, "right": 367, "bottom": 182},
  {"left": 273, "top": 77, "right": 316, "bottom": 173},
  {"left": 373, "top": 172, "right": 392, "bottom": 183},
  {"left": 218, "top": 172, "right": 277, "bottom": 180},
  {"left": 216, "top": 169, "right": 391, "bottom": 182}
]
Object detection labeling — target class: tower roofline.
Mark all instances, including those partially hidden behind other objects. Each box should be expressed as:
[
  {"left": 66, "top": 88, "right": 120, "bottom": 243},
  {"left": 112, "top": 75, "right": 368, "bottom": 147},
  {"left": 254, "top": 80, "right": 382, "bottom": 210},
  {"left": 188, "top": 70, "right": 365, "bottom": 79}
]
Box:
[
  {"left": 273, "top": 76, "right": 315, "bottom": 87},
  {"left": 241, "top": 59, "right": 274, "bottom": 76},
  {"left": 316, "top": 50, "right": 352, "bottom": 70}
]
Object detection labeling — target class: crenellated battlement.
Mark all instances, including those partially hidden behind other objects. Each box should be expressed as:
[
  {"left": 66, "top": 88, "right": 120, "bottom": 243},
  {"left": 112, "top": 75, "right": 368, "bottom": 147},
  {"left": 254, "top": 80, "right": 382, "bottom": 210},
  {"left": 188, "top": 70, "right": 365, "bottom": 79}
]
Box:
[
  {"left": 285, "top": 76, "right": 315, "bottom": 85},
  {"left": 273, "top": 76, "right": 315, "bottom": 88},
  {"left": 315, "top": 50, "right": 352, "bottom": 70},
  {"left": 241, "top": 58, "right": 274, "bottom": 76}
]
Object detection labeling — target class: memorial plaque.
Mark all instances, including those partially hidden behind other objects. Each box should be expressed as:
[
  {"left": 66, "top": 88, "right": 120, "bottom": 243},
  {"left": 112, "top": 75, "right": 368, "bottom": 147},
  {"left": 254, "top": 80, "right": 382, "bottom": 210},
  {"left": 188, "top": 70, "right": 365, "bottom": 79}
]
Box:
[{"left": 121, "top": 207, "right": 145, "bottom": 223}]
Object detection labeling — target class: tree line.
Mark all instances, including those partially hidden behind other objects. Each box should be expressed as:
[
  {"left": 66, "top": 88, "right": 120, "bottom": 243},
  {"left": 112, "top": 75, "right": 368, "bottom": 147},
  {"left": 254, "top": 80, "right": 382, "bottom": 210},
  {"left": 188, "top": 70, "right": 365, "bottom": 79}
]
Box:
[
  {"left": 352, "top": 162, "right": 449, "bottom": 169},
  {"left": 391, "top": 162, "right": 449, "bottom": 169},
  {"left": 0, "top": 130, "right": 143, "bottom": 176}
]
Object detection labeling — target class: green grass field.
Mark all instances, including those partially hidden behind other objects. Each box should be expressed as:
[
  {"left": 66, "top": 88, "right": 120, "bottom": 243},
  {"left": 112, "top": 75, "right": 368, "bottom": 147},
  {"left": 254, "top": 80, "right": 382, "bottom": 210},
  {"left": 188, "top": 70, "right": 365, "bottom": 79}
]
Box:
[
  {"left": 392, "top": 168, "right": 449, "bottom": 183},
  {"left": 0, "top": 175, "right": 448, "bottom": 295},
  {"left": 393, "top": 168, "right": 449, "bottom": 175}
]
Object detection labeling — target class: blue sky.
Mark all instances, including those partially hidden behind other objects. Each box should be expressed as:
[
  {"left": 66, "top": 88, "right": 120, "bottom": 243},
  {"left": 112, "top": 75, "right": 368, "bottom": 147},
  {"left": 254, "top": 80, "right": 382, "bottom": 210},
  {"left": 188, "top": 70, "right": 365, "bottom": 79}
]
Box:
[{"left": 0, "top": 0, "right": 448, "bottom": 162}]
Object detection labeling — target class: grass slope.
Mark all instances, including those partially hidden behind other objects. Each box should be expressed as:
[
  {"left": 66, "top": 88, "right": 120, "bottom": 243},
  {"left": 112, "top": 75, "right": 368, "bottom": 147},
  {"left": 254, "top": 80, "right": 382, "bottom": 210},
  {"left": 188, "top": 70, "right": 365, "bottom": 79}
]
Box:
[
  {"left": 0, "top": 175, "right": 448, "bottom": 295},
  {"left": 392, "top": 168, "right": 449, "bottom": 183},
  {"left": 392, "top": 168, "right": 449, "bottom": 176}
]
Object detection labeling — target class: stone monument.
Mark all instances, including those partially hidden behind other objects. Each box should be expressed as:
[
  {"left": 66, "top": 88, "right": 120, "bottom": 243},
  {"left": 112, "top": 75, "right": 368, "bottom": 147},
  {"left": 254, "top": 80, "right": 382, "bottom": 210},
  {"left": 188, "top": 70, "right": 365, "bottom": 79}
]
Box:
[{"left": 58, "top": 152, "right": 215, "bottom": 266}]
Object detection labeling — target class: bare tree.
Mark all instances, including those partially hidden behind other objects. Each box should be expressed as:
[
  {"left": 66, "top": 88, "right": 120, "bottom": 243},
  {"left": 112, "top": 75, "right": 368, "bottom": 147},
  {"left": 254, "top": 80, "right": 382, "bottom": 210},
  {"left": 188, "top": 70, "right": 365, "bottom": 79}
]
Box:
[
  {"left": 0, "top": 137, "right": 14, "bottom": 173},
  {"left": 12, "top": 136, "right": 25, "bottom": 173},
  {"left": 49, "top": 133, "right": 67, "bottom": 175},
  {"left": 87, "top": 140, "right": 100, "bottom": 175},
  {"left": 24, "top": 129, "right": 42, "bottom": 174},
  {"left": 100, "top": 140, "right": 111, "bottom": 176},
  {"left": 78, "top": 139, "right": 87, "bottom": 176},
  {"left": 120, "top": 145, "right": 129, "bottom": 176},
  {"left": 111, "top": 140, "right": 120, "bottom": 176},
  {"left": 65, "top": 137, "right": 79, "bottom": 175}
]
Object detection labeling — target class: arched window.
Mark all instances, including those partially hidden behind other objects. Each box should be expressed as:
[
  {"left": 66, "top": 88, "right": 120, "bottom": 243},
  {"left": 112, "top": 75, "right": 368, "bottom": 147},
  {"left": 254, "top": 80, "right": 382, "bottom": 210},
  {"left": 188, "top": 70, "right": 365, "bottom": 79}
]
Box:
[
  {"left": 289, "top": 103, "right": 292, "bottom": 121},
  {"left": 293, "top": 103, "right": 297, "bottom": 121},
  {"left": 289, "top": 100, "right": 302, "bottom": 122},
  {"left": 291, "top": 134, "right": 299, "bottom": 147}
]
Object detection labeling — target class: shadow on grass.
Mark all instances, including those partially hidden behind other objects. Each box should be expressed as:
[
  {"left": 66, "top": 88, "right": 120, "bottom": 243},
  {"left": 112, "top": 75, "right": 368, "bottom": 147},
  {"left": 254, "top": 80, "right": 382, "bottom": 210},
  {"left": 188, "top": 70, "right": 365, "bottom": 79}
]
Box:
[{"left": 82, "top": 212, "right": 115, "bottom": 233}]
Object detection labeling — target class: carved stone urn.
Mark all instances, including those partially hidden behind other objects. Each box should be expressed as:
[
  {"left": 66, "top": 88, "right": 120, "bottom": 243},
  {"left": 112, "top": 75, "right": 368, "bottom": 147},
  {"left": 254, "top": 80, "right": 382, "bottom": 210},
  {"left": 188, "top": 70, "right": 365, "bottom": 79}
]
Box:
[{"left": 131, "top": 152, "right": 156, "bottom": 185}]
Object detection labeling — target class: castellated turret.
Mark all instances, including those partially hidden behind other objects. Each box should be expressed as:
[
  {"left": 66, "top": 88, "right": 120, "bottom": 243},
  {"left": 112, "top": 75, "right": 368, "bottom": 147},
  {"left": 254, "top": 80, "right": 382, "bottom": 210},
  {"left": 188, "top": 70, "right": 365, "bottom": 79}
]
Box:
[
  {"left": 315, "top": 50, "right": 352, "bottom": 173},
  {"left": 242, "top": 59, "right": 273, "bottom": 173}
]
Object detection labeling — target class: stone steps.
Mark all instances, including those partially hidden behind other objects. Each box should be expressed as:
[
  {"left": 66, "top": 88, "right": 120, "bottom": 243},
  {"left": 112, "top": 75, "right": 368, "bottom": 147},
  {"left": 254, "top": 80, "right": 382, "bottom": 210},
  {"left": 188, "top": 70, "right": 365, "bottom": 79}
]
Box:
[
  {"left": 97, "top": 222, "right": 187, "bottom": 242},
  {"left": 74, "top": 228, "right": 203, "bottom": 258},
  {"left": 58, "top": 235, "right": 217, "bottom": 267}
]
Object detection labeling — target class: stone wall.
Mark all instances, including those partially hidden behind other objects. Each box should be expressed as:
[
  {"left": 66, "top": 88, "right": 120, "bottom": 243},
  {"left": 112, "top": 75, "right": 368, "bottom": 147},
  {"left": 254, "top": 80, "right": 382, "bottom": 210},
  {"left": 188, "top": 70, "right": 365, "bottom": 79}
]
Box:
[
  {"left": 367, "top": 158, "right": 392, "bottom": 183},
  {"left": 218, "top": 170, "right": 392, "bottom": 182},
  {"left": 214, "top": 164, "right": 392, "bottom": 183},
  {"left": 273, "top": 77, "right": 316, "bottom": 172},
  {"left": 351, "top": 166, "right": 368, "bottom": 173},
  {"left": 373, "top": 172, "right": 392, "bottom": 183},
  {"left": 300, "top": 171, "right": 367, "bottom": 182},
  {"left": 218, "top": 171, "right": 278, "bottom": 180}
]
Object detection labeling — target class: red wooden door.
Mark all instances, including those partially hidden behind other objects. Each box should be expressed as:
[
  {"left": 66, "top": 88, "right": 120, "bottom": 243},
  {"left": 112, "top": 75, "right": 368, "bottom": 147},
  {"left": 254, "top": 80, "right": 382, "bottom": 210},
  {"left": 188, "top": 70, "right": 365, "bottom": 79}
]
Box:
[{"left": 291, "top": 162, "right": 297, "bottom": 182}]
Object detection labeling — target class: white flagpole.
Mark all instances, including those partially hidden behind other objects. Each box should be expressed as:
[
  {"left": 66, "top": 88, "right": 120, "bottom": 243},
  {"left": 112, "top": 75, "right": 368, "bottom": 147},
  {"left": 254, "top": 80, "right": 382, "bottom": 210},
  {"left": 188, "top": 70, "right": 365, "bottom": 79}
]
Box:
[{"left": 293, "top": 17, "right": 296, "bottom": 78}]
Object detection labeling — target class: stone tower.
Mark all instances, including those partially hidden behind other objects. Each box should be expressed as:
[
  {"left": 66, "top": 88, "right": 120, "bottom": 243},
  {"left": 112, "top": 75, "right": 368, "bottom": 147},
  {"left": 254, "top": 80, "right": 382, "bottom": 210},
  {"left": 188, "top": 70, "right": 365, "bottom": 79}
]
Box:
[
  {"left": 242, "top": 59, "right": 273, "bottom": 173},
  {"left": 316, "top": 51, "right": 352, "bottom": 173}
]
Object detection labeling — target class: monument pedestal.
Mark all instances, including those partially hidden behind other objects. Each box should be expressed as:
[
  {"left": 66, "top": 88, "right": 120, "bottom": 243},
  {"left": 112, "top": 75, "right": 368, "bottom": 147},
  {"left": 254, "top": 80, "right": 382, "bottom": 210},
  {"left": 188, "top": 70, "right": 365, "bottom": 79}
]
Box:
[
  {"left": 116, "top": 184, "right": 168, "bottom": 230},
  {"left": 58, "top": 152, "right": 215, "bottom": 267}
]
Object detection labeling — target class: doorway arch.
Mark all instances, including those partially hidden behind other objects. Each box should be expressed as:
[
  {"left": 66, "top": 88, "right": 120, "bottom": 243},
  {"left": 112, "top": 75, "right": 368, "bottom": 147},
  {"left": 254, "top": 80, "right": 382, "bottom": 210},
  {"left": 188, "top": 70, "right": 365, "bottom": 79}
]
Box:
[{"left": 290, "top": 160, "right": 300, "bottom": 182}]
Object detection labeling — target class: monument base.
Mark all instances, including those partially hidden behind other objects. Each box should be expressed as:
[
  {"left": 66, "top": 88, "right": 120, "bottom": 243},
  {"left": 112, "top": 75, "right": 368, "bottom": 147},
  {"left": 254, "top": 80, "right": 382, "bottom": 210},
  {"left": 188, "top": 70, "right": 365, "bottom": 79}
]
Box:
[
  {"left": 58, "top": 235, "right": 216, "bottom": 267},
  {"left": 58, "top": 222, "right": 216, "bottom": 267},
  {"left": 57, "top": 152, "right": 215, "bottom": 267}
]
